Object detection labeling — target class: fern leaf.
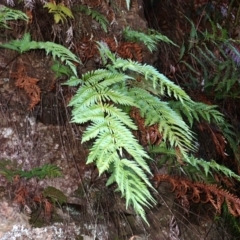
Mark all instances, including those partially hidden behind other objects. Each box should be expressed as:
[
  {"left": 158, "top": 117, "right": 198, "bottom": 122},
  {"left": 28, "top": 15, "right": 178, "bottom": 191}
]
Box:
[
  {"left": 107, "top": 158, "right": 156, "bottom": 224},
  {"left": 63, "top": 76, "right": 82, "bottom": 86},
  {"left": 109, "top": 56, "right": 191, "bottom": 101},
  {"left": 106, "top": 116, "right": 151, "bottom": 172},
  {"left": 58, "top": 4, "right": 74, "bottom": 18},
  {"left": 0, "top": 6, "right": 28, "bottom": 28},
  {"left": 82, "top": 121, "right": 108, "bottom": 142},
  {"left": 96, "top": 150, "right": 119, "bottom": 174},
  {"left": 20, "top": 164, "right": 62, "bottom": 179},
  {"left": 0, "top": 33, "right": 36, "bottom": 53},
  {"left": 44, "top": 2, "right": 74, "bottom": 24},
  {"left": 129, "top": 87, "right": 195, "bottom": 153},
  {"left": 71, "top": 105, "right": 104, "bottom": 124},
  {"left": 0, "top": 33, "right": 80, "bottom": 76},
  {"left": 168, "top": 100, "right": 224, "bottom": 127},
  {"left": 77, "top": 5, "right": 109, "bottom": 33},
  {"left": 87, "top": 131, "right": 115, "bottom": 165},
  {"left": 148, "top": 29, "right": 178, "bottom": 47},
  {"left": 54, "top": 13, "right": 64, "bottom": 24},
  {"left": 38, "top": 41, "right": 80, "bottom": 76},
  {"left": 186, "top": 155, "right": 240, "bottom": 182},
  {"left": 123, "top": 27, "right": 177, "bottom": 52},
  {"left": 103, "top": 104, "right": 137, "bottom": 129}
]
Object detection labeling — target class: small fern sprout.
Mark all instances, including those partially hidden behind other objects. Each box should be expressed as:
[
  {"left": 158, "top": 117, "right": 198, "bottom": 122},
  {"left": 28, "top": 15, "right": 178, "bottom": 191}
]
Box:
[{"left": 44, "top": 2, "right": 74, "bottom": 24}]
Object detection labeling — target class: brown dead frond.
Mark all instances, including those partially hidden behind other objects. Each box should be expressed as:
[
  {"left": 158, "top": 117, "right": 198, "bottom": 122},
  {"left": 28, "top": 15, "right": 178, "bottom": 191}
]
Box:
[
  {"left": 75, "top": 37, "right": 143, "bottom": 63},
  {"left": 11, "top": 62, "right": 41, "bottom": 109},
  {"left": 14, "top": 185, "right": 28, "bottom": 205},
  {"left": 153, "top": 174, "right": 240, "bottom": 216},
  {"left": 74, "top": 38, "right": 98, "bottom": 62},
  {"left": 103, "top": 38, "right": 143, "bottom": 62},
  {"left": 43, "top": 198, "right": 53, "bottom": 220},
  {"left": 33, "top": 194, "right": 54, "bottom": 220}
]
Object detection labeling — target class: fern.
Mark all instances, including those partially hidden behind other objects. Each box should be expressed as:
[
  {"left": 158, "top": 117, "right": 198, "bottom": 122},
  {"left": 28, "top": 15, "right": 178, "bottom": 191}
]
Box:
[
  {"left": 98, "top": 42, "right": 190, "bottom": 101},
  {"left": 67, "top": 41, "right": 238, "bottom": 222},
  {"left": 185, "top": 155, "right": 240, "bottom": 182},
  {"left": 0, "top": 160, "right": 62, "bottom": 181},
  {"left": 0, "top": 33, "right": 80, "bottom": 76},
  {"left": 44, "top": 2, "right": 74, "bottom": 24},
  {"left": 77, "top": 5, "right": 109, "bottom": 33},
  {"left": 66, "top": 42, "right": 207, "bottom": 222},
  {"left": 0, "top": 6, "right": 28, "bottom": 28},
  {"left": 123, "top": 27, "right": 178, "bottom": 52},
  {"left": 51, "top": 60, "right": 73, "bottom": 78},
  {"left": 179, "top": 18, "right": 240, "bottom": 100},
  {"left": 129, "top": 87, "right": 195, "bottom": 153},
  {"left": 66, "top": 58, "right": 159, "bottom": 222},
  {"left": 168, "top": 100, "right": 224, "bottom": 127},
  {"left": 19, "top": 164, "right": 62, "bottom": 179}
]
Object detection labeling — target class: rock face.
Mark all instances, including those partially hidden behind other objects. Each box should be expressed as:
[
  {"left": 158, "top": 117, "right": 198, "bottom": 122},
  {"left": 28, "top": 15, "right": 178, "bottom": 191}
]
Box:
[{"left": 0, "top": 201, "right": 30, "bottom": 238}]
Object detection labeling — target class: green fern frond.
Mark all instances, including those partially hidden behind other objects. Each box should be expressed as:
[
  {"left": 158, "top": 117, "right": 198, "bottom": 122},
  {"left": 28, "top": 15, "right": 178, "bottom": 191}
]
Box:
[
  {"left": 67, "top": 65, "right": 155, "bottom": 221},
  {"left": 111, "top": 58, "right": 190, "bottom": 101},
  {"left": 0, "top": 32, "right": 37, "bottom": 53},
  {"left": 169, "top": 100, "right": 224, "bottom": 126},
  {"left": 0, "top": 6, "right": 28, "bottom": 29},
  {"left": 0, "top": 33, "right": 80, "bottom": 76},
  {"left": 97, "top": 41, "right": 188, "bottom": 100},
  {"left": 123, "top": 27, "right": 177, "bottom": 52},
  {"left": 185, "top": 155, "right": 240, "bottom": 181},
  {"left": 44, "top": 2, "right": 74, "bottom": 24},
  {"left": 68, "top": 43, "right": 235, "bottom": 222},
  {"left": 77, "top": 5, "right": 109, "bottom": 32},
  {"left": 129, "top": 87, "right": 195, "bottom": 153},
  {"left": 68, "top": 69, "right": 136, "bottom": 108},
  {"left": 38, "top": 41, "right": 80, "bottom": 76},
  {"left": 107, "top": 158, "right": 156, "bottom": 223},
  {"left": 71, "top": 105, "right": 104, "bottom": 123},
  {"left": 51, "top": 60, "right": 73, "bottom": 78},
  {"left": 20, "top": 164, "right": 62, "bottom": 179},
  {"left": 0, "top": 161, "right": 62, "bottom": 181},
  {"left": 181, "top": 17, "right": 240, "bottom": 100}
]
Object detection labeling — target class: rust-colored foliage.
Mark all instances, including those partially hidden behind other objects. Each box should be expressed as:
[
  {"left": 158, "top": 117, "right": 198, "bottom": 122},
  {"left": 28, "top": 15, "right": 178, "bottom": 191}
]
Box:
[
  {"left": 13, "top": 180, "right": 54, "bottom": 220},
  {"left": 130, "top": 107, "right": 162, "bottom": 146},
  {"left": 43, "top": 198, "right": 53, "bottom": 220},
  {"left": 11, "top": 61, "right": 41, "bottom": 109},
  {"left": 74, "top": 38, "right": 98, "bottom": 62},
  {"left": 25, "top": 9, "right": 33, "bottom": 24},
  {"left": 14, "top": 185, "right": 28, "bottom": 205},
  {"left": 75, "top": 37, "right": 143, "bottom": 63},
  {"left": 153, "top": 174, "right": 240, "bottom": 217},
  {"left": 33, "top": 194, "right": 53, "bottom": 220},
  {"left": 103, "top": 37, "right": 143, "bottom": 62}
]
